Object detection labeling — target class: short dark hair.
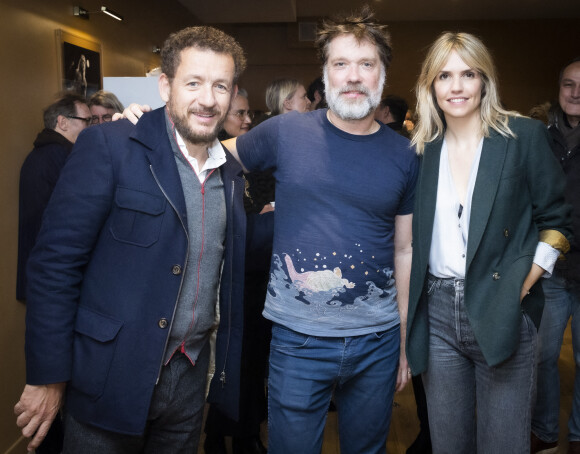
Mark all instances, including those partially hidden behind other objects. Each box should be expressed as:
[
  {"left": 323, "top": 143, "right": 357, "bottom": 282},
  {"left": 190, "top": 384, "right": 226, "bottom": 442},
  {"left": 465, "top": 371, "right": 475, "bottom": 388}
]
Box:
[
  {"left": 161, "top": 26, "right": 246, "bottom": 83},
  {"left": 559, "top": 56, "right": 580, "bottom": 84},
  {"left": 379, "top": 95, "right": 408, "bottom": 123},
  {"left": 43, "top": 93, "right": 87, "bottom": 129},
  {"left": 316, "top": 5, "right": 392, "bottom": 71},
  {"left": 307, "top": 76, "right": 325, "bottom": 103}
]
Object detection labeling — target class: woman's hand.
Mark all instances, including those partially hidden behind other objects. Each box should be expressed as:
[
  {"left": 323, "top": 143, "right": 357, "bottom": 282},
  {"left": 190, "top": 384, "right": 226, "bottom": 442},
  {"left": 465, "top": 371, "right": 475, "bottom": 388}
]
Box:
[{"left": 520, "top": 263, "right": 545, "bottom": 303}]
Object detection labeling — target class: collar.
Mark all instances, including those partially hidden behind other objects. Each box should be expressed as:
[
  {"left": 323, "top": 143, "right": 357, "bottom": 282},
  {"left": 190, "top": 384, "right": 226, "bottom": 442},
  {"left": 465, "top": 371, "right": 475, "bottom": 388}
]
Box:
[{"left": 174, "top": 128, "right": 226, "bottom": 178}]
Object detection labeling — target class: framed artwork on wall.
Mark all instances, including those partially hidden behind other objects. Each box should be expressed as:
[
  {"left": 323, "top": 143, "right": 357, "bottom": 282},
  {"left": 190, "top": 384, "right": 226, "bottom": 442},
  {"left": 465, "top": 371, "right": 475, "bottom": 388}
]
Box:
[{"left": 55, "top": 30, "right": 102, "bottom": 99}]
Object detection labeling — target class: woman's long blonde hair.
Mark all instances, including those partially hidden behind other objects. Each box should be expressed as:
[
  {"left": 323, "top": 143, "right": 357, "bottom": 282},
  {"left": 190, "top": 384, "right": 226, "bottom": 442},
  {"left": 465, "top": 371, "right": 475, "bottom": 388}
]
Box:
[{"left": 411, "top": 32, "right": 517, "bottom": 154}]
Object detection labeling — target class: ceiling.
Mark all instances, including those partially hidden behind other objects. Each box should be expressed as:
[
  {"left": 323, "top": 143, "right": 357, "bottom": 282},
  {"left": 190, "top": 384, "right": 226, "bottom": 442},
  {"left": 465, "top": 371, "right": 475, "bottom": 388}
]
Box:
[{"left": 178, "top": 0, "right": 580, "bottom": 24}]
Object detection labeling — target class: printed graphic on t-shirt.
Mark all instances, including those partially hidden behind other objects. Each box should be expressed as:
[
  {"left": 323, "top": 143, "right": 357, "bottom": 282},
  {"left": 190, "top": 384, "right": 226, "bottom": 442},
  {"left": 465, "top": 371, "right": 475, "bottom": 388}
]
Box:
[{"left": 266, "top": 245, "right": 397, "bottom": 327}]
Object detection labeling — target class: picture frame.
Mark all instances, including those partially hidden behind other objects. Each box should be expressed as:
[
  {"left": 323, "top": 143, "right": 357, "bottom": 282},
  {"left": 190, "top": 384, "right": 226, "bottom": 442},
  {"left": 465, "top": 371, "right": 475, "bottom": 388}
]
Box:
[{"left": 55, "top": 29, "right": 102, "bottom": 98}]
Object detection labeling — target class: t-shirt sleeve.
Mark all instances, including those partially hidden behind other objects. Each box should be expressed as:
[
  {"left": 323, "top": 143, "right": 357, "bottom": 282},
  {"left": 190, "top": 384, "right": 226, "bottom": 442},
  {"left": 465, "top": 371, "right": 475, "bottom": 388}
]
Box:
[
  {"left": 397, "top": 147, "right": 420, "bottom": 215},
  {"left": 236, "top": 115, "right": 281, "bottom": 172}
]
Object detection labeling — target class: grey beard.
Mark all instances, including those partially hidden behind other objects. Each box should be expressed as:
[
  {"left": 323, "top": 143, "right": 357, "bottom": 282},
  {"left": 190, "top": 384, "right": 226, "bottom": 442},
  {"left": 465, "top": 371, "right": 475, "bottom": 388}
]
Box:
[{"left": 323, "top": 66, "right": 385, "bottom": 121}]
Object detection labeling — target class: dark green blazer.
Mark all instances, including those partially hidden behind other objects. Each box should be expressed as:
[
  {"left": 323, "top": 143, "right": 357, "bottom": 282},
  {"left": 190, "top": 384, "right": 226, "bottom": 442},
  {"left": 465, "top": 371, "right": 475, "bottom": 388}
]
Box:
[{"left": 406, "top": 116, "right": 571, "bottom": 373}]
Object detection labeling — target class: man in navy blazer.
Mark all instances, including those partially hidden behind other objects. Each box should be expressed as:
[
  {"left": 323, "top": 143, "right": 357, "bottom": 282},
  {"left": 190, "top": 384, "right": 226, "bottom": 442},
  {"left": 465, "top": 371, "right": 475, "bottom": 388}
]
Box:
[{"left": 14, "top": 26, "right": 247, "bottom": 453}]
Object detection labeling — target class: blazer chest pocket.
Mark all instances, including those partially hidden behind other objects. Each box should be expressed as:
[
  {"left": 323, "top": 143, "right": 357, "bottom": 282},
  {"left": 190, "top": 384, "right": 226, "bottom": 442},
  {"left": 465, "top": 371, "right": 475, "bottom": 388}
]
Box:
[
  {"left": 71, "top": 306, "right": 123, "bottom": 399},
  {"left": 110, "top": 187, "right": 166, "bottom": 247}
]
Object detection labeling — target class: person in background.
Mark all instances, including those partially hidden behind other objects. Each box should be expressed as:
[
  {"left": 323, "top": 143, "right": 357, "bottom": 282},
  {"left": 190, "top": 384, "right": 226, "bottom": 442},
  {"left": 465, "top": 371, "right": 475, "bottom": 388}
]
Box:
[
  {"left": 218, "top": 88, "right": 253, "bottom": 140},
  {"left": 88, "top": 90, "right": 124, "bottom": 125},
  {"left": 375, "top": 94, "right": 409, "bottom": 136},
  {"left": 265, "top": 78, "right": 311, "bottom": 115},
  {"left": 528, "top": 101, "right": 555, "bottom": 126},
  {"left": 307, "top": 76, "right": 327, "bottom": 111},
  {"left": 17, "top": 93, "right": 90, "bottom": 302},
  {"left": 14, "top": 26, "right": 247, "bottom": 454},
  {"left": 532, "top": 56, "right": 580, "bottom": 454},
  {"left": 406, "top": 32, "right": 571, "bottom": 453}
]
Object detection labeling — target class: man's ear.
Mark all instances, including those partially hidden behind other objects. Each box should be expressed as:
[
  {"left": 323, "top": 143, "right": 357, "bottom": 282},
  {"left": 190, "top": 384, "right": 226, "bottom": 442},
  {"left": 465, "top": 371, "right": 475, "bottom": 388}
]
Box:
[
  {"left": 159, "top": 73, "right": 171, "bottom": 103},
  {"left": 56, "top": 115, "right": 69, "bottom": 132}
]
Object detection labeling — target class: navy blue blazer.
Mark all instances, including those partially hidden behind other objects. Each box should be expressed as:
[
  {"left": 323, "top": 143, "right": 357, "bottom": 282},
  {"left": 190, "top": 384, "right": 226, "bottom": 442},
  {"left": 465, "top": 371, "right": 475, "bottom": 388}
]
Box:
[
  {"left": 406, "top": 117, "right": 571, "bottom": 373},
  {"left": 25, "top": 107, "right": 246, "bottom": 435}
]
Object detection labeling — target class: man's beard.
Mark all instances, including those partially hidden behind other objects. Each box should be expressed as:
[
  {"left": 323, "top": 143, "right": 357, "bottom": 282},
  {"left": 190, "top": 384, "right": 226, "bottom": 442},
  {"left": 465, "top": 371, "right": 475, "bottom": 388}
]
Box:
[
  {"left": 323, "top": 65, "right": 385, "bottom": 121},
  {"left": 168, "top": 102, "right": 226, "bottom": 146}
]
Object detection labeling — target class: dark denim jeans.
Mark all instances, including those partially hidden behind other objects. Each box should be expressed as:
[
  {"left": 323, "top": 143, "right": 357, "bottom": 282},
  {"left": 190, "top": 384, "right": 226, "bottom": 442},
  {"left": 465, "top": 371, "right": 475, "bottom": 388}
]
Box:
[
  {"left": 267, "top": 323, "right": 400, "bottom": 454},
  {"left": 63, "top": 345, "right": 209, "bottom": 454},
  {"left": 533, "top": 270, "right": 580, "bottom": 443},
  {"left": 422, "top": 275, "right": 536, "bottom": 454}
]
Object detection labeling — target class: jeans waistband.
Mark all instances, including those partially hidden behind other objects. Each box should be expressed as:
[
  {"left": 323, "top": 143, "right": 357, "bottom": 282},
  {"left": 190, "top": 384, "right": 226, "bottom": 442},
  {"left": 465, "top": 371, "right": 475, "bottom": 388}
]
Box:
[{"left": 427, "top": 272, "right": 465, "bottom": 290}]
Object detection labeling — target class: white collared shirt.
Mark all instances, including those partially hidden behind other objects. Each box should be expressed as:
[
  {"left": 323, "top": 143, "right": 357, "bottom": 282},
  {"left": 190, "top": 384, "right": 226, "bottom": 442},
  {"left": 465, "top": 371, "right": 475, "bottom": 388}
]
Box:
[{"left": 174, "top": 129, "right": 226, "bottom": 183}]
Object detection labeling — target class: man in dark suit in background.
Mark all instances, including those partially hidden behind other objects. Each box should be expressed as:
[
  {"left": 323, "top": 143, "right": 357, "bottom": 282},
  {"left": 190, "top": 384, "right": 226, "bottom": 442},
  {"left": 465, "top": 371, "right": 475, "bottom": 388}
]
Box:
[
  {"left": 17, "top": 93, "right": 90, "bottom": 302},
  {"left": 532, "top": 56, "right": 580, "bottom": 454}
]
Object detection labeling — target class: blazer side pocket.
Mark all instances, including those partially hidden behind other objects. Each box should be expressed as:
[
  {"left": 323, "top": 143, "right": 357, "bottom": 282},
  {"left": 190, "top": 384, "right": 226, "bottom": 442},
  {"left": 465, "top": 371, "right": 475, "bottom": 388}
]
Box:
[{"left": 71, "top": 306, "right": 123, "bottom": 400}]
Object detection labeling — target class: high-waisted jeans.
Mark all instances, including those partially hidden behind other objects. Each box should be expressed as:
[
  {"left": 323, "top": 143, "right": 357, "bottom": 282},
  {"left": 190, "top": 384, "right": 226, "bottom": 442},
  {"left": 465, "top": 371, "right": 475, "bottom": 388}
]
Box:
[{"left": 422, "top": 275, "right": 536, "bottom": 454}]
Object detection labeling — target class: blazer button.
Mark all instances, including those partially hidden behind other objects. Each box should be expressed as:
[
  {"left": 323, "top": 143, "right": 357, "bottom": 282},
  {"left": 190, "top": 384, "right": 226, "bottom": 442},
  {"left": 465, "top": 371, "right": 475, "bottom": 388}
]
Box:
[
  {"left": 492, "top": 272, "right": 501, "bottom": 280},
  {"left": 158, "top": 318, "right": 168, "bottom": 329},
  {"left": 504, "top": 229, "right": 509, "bottom": 238},
  {"left": 172, "top": 265, "right": 182, "bottom": 275}
]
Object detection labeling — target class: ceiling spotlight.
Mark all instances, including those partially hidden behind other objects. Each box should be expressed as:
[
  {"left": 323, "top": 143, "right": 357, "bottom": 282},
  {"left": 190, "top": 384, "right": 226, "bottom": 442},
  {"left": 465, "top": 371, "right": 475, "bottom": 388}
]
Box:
[
  {"left": 73, "top": 5, "right": 123, "bottom": 21},
  {"left": 100, "top": 6, "right": 123, "bottom": 21}
]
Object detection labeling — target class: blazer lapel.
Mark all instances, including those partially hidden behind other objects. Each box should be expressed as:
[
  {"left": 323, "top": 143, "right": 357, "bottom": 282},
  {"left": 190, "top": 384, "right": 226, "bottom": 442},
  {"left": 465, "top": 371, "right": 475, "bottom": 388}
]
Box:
[
  {"left": 466, "top": 131, "right": 508, "bottom": 270},
  {"left": 131, "top": 108, "right": 187, "bottom": 221},
  {"left": 416, "top": 139, "right": 442, "bottom": 273}
]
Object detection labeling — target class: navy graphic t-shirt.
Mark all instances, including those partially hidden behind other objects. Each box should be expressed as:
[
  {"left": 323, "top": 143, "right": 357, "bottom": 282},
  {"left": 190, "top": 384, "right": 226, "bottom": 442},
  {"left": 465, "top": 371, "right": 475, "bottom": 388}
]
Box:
[{"left": 237, "top": 109, "right": 419, "bottom": 336}]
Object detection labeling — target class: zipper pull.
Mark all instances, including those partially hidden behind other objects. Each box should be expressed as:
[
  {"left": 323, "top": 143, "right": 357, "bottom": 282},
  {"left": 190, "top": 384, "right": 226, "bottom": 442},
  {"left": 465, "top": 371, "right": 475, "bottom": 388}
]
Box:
[{"left": 220, "top": 371, "right": 226, "bottom": 388}]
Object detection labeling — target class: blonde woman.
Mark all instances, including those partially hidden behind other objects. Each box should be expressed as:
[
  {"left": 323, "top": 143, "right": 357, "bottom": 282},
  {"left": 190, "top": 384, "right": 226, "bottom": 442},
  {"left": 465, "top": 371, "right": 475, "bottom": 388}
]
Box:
[
  {"left": 406, "top": 32, "right": 571, "bottom": 453},
  {"left": 265, "top": 78, "right": 311, "bottom": 115}
]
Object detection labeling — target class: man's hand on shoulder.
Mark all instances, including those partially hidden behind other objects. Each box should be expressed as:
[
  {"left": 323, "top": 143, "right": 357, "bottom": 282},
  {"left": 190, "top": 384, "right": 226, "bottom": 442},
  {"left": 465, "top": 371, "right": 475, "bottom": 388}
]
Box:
[
  {"left": 14, "top": 382, "right": 66, "bottom": 452},
  {"left": 112, "top": 103, "right": 152, "bottom": 124}
]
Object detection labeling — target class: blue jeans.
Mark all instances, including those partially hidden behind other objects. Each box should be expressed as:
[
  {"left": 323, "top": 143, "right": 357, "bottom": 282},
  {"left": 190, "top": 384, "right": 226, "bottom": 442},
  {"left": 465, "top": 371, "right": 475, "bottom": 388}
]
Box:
[
  {"left": 267, "top": 323, "right": 400, "bottom": 454},
  {"left": 533, "top": 271, "right": 580, "bottom": 443},
  {"left": 422, "top": 275, "right": 536, "bottom": 454}
]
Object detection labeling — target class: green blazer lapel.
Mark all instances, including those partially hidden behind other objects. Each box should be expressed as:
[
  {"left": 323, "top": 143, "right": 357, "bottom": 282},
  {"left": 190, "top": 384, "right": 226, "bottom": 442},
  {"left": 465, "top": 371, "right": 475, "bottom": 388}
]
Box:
[
  {"left": 466, "top": 131, "right": 508, "bottom": 270},
  {"left": 416, "top": 139, "right": 443, "bottom": 271}
]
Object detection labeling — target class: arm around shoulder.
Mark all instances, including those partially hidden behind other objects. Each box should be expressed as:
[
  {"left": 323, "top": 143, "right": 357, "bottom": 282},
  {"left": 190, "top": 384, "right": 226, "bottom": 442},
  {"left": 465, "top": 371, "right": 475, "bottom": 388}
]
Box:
[{"left": 221, "top": 137, "right": 248, "bottom": 172}]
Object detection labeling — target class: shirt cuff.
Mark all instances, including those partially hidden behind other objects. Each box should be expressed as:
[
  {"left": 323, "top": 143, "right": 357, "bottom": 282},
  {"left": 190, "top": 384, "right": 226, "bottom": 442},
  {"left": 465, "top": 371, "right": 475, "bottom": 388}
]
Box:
[{"left": 533, "top": 242, "right": 560, "bottom": 278}]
